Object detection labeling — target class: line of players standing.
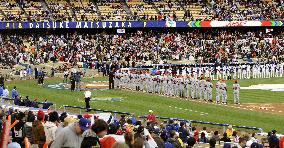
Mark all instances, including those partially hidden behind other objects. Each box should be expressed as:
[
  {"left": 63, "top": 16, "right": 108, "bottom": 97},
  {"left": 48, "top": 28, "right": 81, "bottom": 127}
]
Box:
[{"left": 115, "top": 72, "right": 241, "bottom": 105}]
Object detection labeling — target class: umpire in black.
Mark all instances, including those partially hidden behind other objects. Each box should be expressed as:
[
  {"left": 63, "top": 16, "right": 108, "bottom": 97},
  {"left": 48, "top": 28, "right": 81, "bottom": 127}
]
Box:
[
  {"left": 0, "top": 74, "right": 4, "bottom": 87},
  {"left": 109, "top": 68, "right": 115, "bottom": 89}
]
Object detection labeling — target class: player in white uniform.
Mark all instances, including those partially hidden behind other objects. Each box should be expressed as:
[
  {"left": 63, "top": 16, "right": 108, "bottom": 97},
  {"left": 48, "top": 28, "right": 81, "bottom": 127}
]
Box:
[
  {"left": 237, "top": 65, "right": 242, "bottom": 79},
  {"left": 195, "top": 78, "right": 200, "bottom": 99},
  {"left": 246, "top": 64, "right": 251, "bottom": 79},
  {"left": 233, "top": 80, "right": 240, "bottom": 104},
  {"left": 191, "top": 75, "right": 196, "bottom": 99},
  {"left": 216, "top": 66, "right": 221, "bottom": 80},
  {"left": 184, "top": 75, "right": 191, "bottom": 98},
  {"left": 221, "top": 79, "right": 227, "bottom": 104},
  {"left": 216, "top": 79, "right": 221, "bottom": 103},
  {"left": 206, "top": 79, "right": 213, "bottom": 102},
  {"left": 242, "top": 65, "right": 247, "bottom": 79},
  {"left": 222, "top": 66, "right": 227, "bottom": 80}
]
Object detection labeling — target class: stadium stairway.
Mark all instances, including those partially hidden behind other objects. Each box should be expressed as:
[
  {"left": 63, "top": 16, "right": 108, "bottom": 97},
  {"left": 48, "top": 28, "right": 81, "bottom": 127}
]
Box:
[
  {"left": 0, "top": 9, "right": 6, "bottom": 20},
  {"left": 41, "top": 0, "right": 54, "bottom": 20},
  {"left": 122, "top": 1, "right": 134, "bottom": 19},
  {"left": 67, "top": 0, "right": 77, "bottom": 20},
  {"left": 91, "top": 0, "right": 102, "bottom": 19}
]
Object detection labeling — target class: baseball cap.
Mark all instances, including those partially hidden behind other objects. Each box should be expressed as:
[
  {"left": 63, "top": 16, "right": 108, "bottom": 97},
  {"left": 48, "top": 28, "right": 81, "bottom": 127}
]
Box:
[
  {"left": 83, "top": 113, "right": 92, "bottom": 119},
  {"left": 79, "top": 118, "right": 91, "bottom": 132},
  {"left": 37, "top": 110, "right": 45, "bottom": 120},
  {"left": 272, "top": 129, "right": 277, "bottom": 134}
]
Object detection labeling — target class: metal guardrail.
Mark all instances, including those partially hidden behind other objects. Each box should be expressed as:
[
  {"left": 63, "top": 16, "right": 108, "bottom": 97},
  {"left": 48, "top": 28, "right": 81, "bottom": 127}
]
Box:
[
  {"left": 63, "top": 105, "right": 263, "bottom": 133},
  {"left": 63, "top": 105, "right": 131, "bottom": 115}
]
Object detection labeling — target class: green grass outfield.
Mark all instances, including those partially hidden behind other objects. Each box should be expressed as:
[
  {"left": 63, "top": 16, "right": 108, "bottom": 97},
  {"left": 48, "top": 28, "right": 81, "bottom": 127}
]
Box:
[{"left": 5, "top": 77, "right": 284, "bottom": 133}]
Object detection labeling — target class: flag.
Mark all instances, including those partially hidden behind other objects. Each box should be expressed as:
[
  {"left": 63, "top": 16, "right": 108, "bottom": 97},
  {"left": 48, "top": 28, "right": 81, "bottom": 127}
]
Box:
[{"left": 266, "top": 29, "right": 273, "bottom": 33}]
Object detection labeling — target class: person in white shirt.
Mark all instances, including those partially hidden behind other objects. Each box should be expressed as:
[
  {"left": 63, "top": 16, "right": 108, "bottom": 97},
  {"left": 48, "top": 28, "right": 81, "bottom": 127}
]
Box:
[
  {"left": 233, "top": 80, "right": 240, "bottom": 104},
  {"left": 2, "top": 87, "right": 9, "bottom": 98},
  {"left": 44, "top": 111, "right": 59, "bottom": 143}
]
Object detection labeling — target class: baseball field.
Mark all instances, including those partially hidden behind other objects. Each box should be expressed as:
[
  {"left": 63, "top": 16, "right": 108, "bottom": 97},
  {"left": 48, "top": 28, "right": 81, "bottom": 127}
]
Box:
[{"left": 5, "top": 76, "right": 284, "bottom": 133}]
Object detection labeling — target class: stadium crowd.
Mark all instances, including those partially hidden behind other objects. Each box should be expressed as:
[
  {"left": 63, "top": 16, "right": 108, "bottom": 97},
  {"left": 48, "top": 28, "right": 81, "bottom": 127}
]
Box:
[
  {"left": 0, "top": 84, "right": 282, "bottom": 147},
  {"left": 198, "top": 0, "right": 284, "bottom": 21},
  {"left": 0, "top": 29, "right": 284, "bottom": 69},
  {"left": 0, "top": 104, "right": 283, "bottom": 148},
  {"left": 0, "top": 0, "right": 283, "bottom": 21}
]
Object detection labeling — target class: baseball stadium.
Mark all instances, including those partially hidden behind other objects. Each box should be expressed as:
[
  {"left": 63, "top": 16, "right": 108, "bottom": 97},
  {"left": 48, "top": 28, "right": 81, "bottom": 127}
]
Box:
[{"left": 0, "top": 0, "right": 284, "bottom": 148}]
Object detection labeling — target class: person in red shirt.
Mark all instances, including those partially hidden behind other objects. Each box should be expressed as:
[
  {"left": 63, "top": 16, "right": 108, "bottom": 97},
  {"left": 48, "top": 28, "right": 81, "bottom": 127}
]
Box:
[{"left": 147, "top": 110, "right": 156, "bottom": 123}]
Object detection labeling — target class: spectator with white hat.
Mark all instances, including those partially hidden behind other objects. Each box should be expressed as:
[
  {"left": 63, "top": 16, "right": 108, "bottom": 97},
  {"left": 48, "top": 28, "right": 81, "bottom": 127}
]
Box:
[{"left": 147, "top": 110, "right": 156, "bottom": 123}]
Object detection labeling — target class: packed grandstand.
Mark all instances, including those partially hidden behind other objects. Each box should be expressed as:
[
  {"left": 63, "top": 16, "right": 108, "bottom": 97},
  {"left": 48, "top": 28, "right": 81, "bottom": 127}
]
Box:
[{"left": 1, "top": 0, "right": 284, "bottom": 148}]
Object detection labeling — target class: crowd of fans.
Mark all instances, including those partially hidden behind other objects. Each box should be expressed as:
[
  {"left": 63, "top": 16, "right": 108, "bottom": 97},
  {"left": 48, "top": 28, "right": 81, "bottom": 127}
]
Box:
[
  {"left": 0, "top": 0, "right": 26, "bottom": 22},
  {"left": 0, "top": 29, "right": 284, "bottom": 68},
  {"left": 0, "top": 105, "right": 283, "bottom": 148},
  {"left": 0, "top": 0, "right": 283, "bottom": 22},
  {"left": 200, "top": 0, "right": 284, "bottom": 21},
  {"left": 21, "top": 1, "right": 51, "bottom": 22}
]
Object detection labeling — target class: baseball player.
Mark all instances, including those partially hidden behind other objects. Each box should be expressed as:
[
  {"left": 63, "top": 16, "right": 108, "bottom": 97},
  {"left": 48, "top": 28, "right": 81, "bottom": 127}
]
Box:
[
  {"left": 206, "top": 78, "right": 213, "bottom": 102},
  {"left": 233, "top": 80, "right": 240, "bottom": 104},
  {"left": 221, "top": 79, "right": 227, "bottom": 104},
  {"left": 191, "top": 75, "right": 196, "bottom": 99},
  {"left": 216, "top": 79, "right": 221, "bottom": 103}
]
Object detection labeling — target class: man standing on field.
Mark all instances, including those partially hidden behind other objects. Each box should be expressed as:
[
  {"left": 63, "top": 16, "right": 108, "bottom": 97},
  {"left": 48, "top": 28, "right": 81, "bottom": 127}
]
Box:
[
  {"left": 221, "top": 79, "right": 227, "bottom": 104},
  {"left": 233, "top": 80, "right": 240, "bottom": 104}
]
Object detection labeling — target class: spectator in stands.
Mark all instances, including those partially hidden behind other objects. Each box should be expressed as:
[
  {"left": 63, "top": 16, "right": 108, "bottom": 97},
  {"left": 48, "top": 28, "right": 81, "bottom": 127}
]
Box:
[
  {"left": 44, "top": 111, "right": 59, "bottom": 145},
  {"left": 52, "top": 118, "right": 91, "bottom": 148},
  {"left": 149, "top": 128, "right": 164, "bottom": 148},
  {"left": 226, "top": 125, "right": 234, "bottom": 137},
  {"left": 168, "top": 130, "right": 182, "bottom": 148},
  {"left": 199, "top": 132, "right": 209, "bottom": 143},
  {"left": 12, "top": 86, "right": 19, "bottom": 99},
  {"left": 120, "top": 114, "right": 127, "bottom": 127},
  {"left": 11, "top": 112, "right": 25, "bottom": 146},
  {"left": 200, "top": 127, "right": 209, "bottom": 139},
  {"left": 32, "top": 110, "right": 46, "bottom": 148},
  {"left": 133, "top": 137, "right": 144, "bottom": 148},
  {"left": 125, "top": 132, "right": 135, "bottom": 148},
  {"left": 124, "top": 119, "right": 135, "bottom": 133},
  {"left": 83, "top": 119, "right": 109, "bottom": 148},
  {"left": 134, "top": 125, "right": 144, "bottom": 139},
  {"left": 186, "top": 137, "right": 196, "bottom": 148},
  {"left": 232, "top": 131, "right": 240, "bottom": 143},
  {"left": 192, "top": 127, "right": 199, "bottom": 142},
  {"left": 220, "top": 133, "right": 231, "bottom": 142},
  {"left": 107, "top": 123, "right": 125, "bottom": 143},
  {"left": 147, "top": 110, "right": 156, "bottom": 123},
  {"left": 268, "top": 130, "right": 280, "bottom": 148},
  {"left": 178, "top": 122, "right": 190, "bottom": 143},
  {"left": 2, "top": 87, "right": 9, "bottom": 98},
  {"left": 55, "top": 115, "right": 76, "bottom": 137},
  {"left": 211, "top": 131, "right": 220, "bottom": 144},
  {"left": 209, "top": 138, "right": 216, "bottom": 148},
  {"left": 23, "top": 111, "right": 35, "bottom": 145}
]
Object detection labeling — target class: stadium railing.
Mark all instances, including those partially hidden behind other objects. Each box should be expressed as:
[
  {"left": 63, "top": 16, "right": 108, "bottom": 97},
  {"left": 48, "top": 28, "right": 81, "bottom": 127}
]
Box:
[
  {"left": 63, "top": 105, "right": 131, "bottom": 115},
  {"left": 139, "top": 115, "right": 263, "bottom": 133},
  {"left": 63, "top": 105, "right": 263, "bottom": 133}
]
